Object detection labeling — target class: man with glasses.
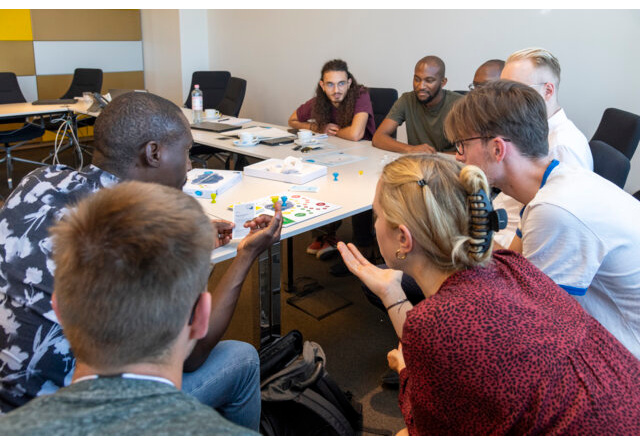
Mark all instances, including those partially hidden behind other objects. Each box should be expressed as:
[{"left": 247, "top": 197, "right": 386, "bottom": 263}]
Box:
[
  {"left": 288, "top": 59, "right": 375, "bottom": 141},
  {"left": 469, "top": 59, "right": 505, "bottom": 90},
  {"left": 372, "top": 55, "right": 463, "bottom": 154},
  {"left": 289, "top": 59, "right": 376, "bottom": 265},
  {"left": 446, "top": 80, "right": 640, "bottom": 360},
  {"left": 493, "top": 48, "right": 592, "bottom": 246}
]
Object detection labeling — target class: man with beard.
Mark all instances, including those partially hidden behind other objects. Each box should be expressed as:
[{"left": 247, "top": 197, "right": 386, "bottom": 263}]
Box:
[
  {"left": 289, "top": 59, "right": 376, "bottom": 261},
  {"left": 288, "top": 59, "right": 376, "bottom": 141},
  {"left": 372, "top": 55, "right": 463, "bottom": 153}
]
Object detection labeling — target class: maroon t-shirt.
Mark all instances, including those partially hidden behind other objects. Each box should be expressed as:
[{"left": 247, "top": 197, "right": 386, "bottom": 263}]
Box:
[
  {"left": 295, "top": 88, "right": 376, "bottom": 140},
  {"left": 398, "top": 250, "right": 640, "bottom": 435}
]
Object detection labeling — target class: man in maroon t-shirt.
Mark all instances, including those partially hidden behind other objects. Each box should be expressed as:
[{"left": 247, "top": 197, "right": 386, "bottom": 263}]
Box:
[
  {"left": 288, "top": 59, "right": 376, "bottom": 141},
  {"left": 288, "top": 59, "right": 376, "bottom": 268}
]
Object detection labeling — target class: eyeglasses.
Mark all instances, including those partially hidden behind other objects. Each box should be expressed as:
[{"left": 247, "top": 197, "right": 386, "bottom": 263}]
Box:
[
  {"left": 323, "top": 81, "right": 348, "bottom": 89},
  {"left": 468, "top": 82, "right": 484, "bottom": 91},
  {"left": 454, "top": 136, "right": 511, "bottom": 156},
  {"left": 528, "top": 82, "right": 548, "bottom": 88}
]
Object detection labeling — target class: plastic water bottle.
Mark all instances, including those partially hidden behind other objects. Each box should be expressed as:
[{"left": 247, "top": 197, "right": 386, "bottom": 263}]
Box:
[{"left": 191, "top": 84, "right": 203, "bottom": 124}]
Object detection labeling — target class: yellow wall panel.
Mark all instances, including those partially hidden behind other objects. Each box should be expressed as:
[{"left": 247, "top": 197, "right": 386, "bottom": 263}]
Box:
[
  {"left": 36, "top": 74, "right": 74, "bottom": 100},
  {"left": 31, "top": 10, "right": 141, "bottom": 41},
  {"left": 0, "top": 9, "right": 32, "bottom": 41},
  {"left": 0, "top": 41, "right": 35, "bottom": 75},
  {"left": 102, "top": 71, "right": 145, "bottom": 92}
]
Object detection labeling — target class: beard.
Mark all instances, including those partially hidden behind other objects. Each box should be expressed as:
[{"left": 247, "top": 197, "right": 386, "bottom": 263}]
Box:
[{"left": 416, "top": 84, "right": 442, "bottom": 105}]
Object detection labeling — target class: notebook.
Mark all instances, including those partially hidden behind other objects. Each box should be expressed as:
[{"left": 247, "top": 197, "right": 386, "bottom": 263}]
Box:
[{"left": 190, "top": 122, "right": 243, "bottom": 133}]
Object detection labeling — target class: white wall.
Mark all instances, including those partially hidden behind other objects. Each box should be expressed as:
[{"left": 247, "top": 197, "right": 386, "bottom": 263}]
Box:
[
  {"left": 179, "top": 10, "right": 210, "bottom": 102},
  {"left": 206, "top": 9, "right": 640, "bottom": 193},
  {"left": 141, "top": 10, "right": 183, "bottom": 105}
]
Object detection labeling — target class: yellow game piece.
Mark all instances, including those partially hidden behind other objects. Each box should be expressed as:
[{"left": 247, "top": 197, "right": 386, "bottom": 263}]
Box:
[
  {"left": 211, "top": 193, "right": 217, "bottom": 204},
  {"left": 358, "top": 170, "right": 363, "bottom": 175},
  {"left": 271, "top": 196, "right": 279, "bottom": 205}
]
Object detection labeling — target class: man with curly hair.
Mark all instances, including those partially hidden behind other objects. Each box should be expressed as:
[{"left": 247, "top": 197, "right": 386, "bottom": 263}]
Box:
[
  {"left": 288, "top": 59, "right": 376, "bottom": 141},
  {"left": 288, "top": 59, "right": 376, "bottom": 266}
]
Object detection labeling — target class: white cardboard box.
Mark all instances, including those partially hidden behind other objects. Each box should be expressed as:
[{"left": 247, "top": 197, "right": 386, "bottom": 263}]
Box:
[
  {"left": 183, "top": 169, "right": 242, "bottom": 199},
  {"left": 243, "top": 158, "right": 327, "bottom": 184}
]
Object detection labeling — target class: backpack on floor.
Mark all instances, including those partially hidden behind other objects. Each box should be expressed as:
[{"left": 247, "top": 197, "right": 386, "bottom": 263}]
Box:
[{"left": 259, "top": 330, "right": 362, "bottom": 436}]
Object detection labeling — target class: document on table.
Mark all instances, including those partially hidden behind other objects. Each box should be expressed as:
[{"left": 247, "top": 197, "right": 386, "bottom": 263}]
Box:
[
  {"left": 222, "top": 126, "right": 293, "bottom": 139},
  {"left": 205, "top": 116, "right": 252, "bottom": 126}
]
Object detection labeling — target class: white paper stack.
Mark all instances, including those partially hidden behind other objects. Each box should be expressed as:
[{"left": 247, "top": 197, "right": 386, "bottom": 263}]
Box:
[
  {"left": 183, "top": 169, "right": 242, "bottom": 199},
  {"left": 243, "top": 158, "right": 327, "bottom": 184}
]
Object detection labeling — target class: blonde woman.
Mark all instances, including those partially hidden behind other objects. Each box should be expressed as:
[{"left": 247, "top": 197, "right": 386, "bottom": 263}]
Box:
[{"left": 338, "top": 154, "right": 640, "bottom": 435}]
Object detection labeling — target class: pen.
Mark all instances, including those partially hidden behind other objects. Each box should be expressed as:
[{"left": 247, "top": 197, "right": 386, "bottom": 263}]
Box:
[
  {"left": 293, "top": 145, "right": 302, "bottom": 151},
  {"left": 218, "top": 118, "right": 230, "bottom": 122}
]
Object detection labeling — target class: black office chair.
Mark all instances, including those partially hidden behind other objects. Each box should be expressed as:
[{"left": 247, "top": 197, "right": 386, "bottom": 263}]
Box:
[
  {"left": 190, "top": 75, "right": 244, "bottom": 169},
  {"left": 633, "top": 190, "right": 640, "bottom": 202},
  {"left": 368, "top": 87, "right": 398, "bottom": 138},
  {"left": 591, "top": 108, "right": 640, "bottom": 160},
  {"left": 42, "top": 68, "right": 103, "bottom": 164},
  {"left": 184, "top": 71, "right": 231, "bottom": 110},
  {"left": 218, "top": 77, "right": 247, "bottom": 117},
  {"left": 590, "top": 140, "right": 630, "bottom": 189},
  {"left": 0, "top": 72, "right": 47, "bottom": 189},
  {"left": 454, "top": 90, "right": 469, "bottom": 95}
]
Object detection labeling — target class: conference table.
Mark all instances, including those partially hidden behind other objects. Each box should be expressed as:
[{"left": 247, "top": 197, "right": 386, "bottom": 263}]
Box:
[
  {"left": 0, "top": 100, "right": 96, "bottom": 156},
  {"left": 184, "top": 109, "right": 399, "bottom": 344},
  {"left": 0, "top": 100, "right": 94, "bottom": 120}
]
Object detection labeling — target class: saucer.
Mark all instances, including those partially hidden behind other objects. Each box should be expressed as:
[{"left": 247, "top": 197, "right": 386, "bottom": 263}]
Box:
[
  {"left": 294, "top": 138, "right": 317, "bottom": 145},
  {"left": 233, "top": 138, "right": 260, "bottom": 147},
  {"left": 313, "top": 133, "right": 329, "bottom": 139}
]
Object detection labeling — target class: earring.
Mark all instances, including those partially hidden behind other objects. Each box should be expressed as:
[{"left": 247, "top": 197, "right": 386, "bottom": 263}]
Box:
[{"left": 395, "top": 249, "right": 407, "bottom": 260}]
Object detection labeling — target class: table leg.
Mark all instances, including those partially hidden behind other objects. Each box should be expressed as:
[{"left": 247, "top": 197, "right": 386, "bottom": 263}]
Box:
[{"left": 259, "top": 242, "right": 281, "bottom": 346}]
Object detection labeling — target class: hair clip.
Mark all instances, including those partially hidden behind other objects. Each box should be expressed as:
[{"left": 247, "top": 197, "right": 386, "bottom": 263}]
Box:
[
  {"left": 417, "top": 179, "right": 427, "bottom": 187},
  {"left": 467, "top": 189, "right": 508, "bottom": 254}
]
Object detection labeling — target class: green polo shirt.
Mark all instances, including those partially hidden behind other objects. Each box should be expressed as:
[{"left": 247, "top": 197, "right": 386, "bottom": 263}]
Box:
[{"left": 386, "top": 90, "right": 463, "bottom": 151}]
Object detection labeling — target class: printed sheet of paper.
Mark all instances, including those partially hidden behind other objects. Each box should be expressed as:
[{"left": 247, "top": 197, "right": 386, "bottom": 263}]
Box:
[{"left": 232, "top": 203, "right": 255, "bottom": 239}]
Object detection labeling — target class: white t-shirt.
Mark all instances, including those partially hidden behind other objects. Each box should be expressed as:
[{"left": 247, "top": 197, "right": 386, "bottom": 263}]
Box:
[
  {"left": 493, "top": 109, "right": 592, "bottom": 247},
  {"left": 519, "top": 161, "right": 640, "bottom": 359}
]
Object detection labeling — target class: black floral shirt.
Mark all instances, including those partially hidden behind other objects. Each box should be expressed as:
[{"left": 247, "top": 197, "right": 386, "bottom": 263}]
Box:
[{"left": 0, "top": 165, "right": 119, "bottom": 412}]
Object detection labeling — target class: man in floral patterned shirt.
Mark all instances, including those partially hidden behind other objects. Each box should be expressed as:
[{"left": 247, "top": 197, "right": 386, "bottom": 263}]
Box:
[{"left": 0, "top": 92, "right": 270, "bottom": 431}]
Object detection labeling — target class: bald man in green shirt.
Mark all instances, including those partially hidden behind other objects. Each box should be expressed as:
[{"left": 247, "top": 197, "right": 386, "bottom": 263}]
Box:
[{"left": 373, "top": 55, "right": 462, "bottom": 154}]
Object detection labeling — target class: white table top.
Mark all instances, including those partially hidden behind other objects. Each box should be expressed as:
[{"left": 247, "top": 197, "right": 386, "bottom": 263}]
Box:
[
  {"left": 0, "top": 101, "right": 94, "bottom": 119},
  {"left": 186, "top": 110, "right": 400, "bottom": 264}
]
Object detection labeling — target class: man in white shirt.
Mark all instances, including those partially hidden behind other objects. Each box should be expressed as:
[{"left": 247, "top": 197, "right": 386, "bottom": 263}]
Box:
[
  {"left": 493, "top": 48, "right": 592, "bottom": 247},
  {"left": 445, "top": 79, "right": 640, "bottom": 359}
]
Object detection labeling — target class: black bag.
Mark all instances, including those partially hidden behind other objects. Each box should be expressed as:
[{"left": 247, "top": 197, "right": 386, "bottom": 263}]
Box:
[{"left": 259, "top": 330, "right": 362, "bottom": 436}]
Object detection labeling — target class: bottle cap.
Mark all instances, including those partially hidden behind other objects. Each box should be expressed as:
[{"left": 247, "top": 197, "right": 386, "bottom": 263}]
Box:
[{"left": 194, "top": 84, "right": 200, "bottom": 89}]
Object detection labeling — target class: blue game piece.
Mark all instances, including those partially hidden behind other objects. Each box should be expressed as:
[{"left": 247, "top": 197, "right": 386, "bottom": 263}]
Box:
[
  {"left": 281, "top": 196, "right": 288, "bottom": 207},
  {"left": 333, "top": 172, "right": 339, "bottom": 181}
]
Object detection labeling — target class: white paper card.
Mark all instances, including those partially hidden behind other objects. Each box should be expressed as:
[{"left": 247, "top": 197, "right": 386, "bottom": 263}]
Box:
[{"left": 232, "top": 203, "right": 255, "bottom": 239}]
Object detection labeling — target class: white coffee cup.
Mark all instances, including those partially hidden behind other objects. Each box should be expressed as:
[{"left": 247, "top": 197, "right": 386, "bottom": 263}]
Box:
[
  {"left": 239, "top": 131, "right": 255, "bottom": 143},
  {"left": 205, "top": 109, "right": 221, "bottom": 119},
  {"left": 298, "top": 129, "right": 313, "bottom": 143}
]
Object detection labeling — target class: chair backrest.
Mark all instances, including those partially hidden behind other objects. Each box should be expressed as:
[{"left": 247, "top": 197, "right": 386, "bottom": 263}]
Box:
[
  {"left": 184, "top": 71, "right": 231, "bottom": 110},
  {"left": 453, "top": 90, "right": 469, "bottom": 96},
  {"left": 590, "top": 140, "right": 630, "bottom": 189},
  {"left": 61, "top": 68, "right": 103, "bottom": 99},
  {"left": 591, "top": 108, "right": 640, "bottom": 160},
  {"left": 368, "top": 87, "right": 398, "bottom": 138},
  {"left": 0, "top": 72, "right": 27, "bottom": 105},
  {"left": 217, "top": 77, "right": 247, "bottom": 117}
]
